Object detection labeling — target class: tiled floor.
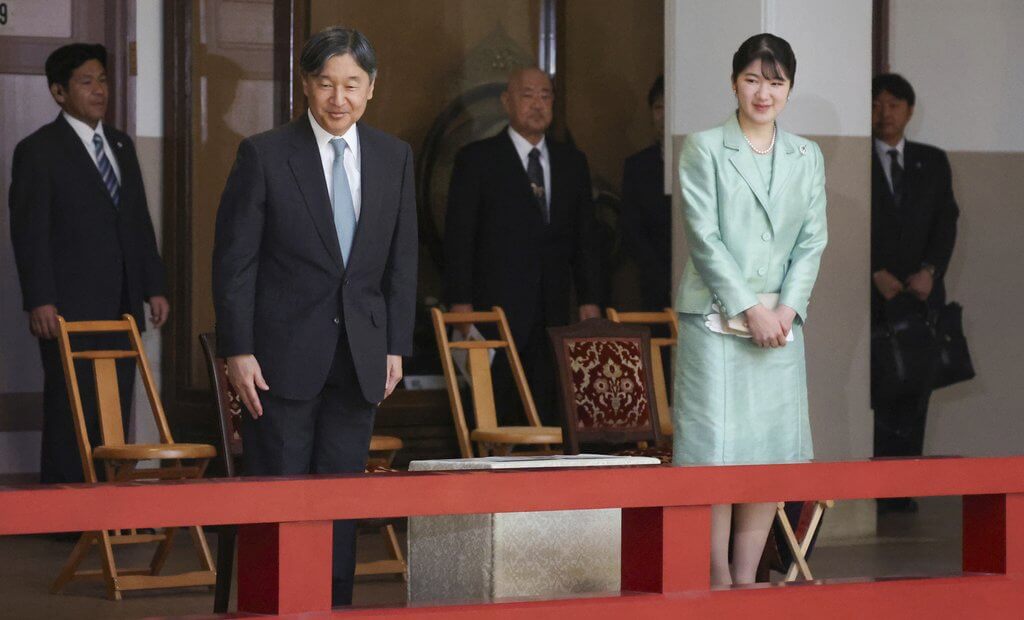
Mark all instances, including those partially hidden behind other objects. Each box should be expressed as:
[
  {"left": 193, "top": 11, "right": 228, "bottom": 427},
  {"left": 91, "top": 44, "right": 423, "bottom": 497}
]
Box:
[{"left": 0, "top": 497, "right": 961, "bottom": 619}]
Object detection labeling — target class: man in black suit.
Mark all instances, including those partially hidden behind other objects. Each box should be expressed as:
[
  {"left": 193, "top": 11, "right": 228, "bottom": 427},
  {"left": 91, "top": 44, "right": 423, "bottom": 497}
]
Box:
[
  {"left": 443, "top": 67, "right": 602, "bottom": 426},
  {"left": 212, "top": 28, "right": 416, "bottom": 606},
  {"left": 871, "top": 73, "right": 959, "bottom": 510},
  {"left": 9, "top": 44, "right": 169, "bottom": 485},
  {"left": 621, "top": 75, "right": 671, "bottom": 312}
]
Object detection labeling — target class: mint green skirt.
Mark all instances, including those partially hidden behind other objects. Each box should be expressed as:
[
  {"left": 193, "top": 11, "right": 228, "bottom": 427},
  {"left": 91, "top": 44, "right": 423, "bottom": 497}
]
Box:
[{"left": 672, "top": 313, "right": 813, "bottom": 465}]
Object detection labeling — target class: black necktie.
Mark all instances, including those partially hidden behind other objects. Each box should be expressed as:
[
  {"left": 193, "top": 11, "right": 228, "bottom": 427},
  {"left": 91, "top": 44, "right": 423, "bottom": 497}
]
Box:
[
  {"left": 527, "top": 148, "right": 549, "bottom": 223},
  {"left": 888, "top": 148, "right": 904, "bottom": 204}
]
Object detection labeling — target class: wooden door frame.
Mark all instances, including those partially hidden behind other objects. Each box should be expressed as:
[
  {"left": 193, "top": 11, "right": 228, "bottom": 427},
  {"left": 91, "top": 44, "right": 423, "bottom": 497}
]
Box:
[{"left": 161, "top": 0, "right": 307, "bottom": 439}]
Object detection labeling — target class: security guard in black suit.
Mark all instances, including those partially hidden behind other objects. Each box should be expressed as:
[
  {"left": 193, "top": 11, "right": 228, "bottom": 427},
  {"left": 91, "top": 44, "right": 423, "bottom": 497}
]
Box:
[
  {"left": 9, "top": 44, "right": 169, "bottom": 484},
  {"left": 870, "top": 74, "right": 959, "bottom": 511}
]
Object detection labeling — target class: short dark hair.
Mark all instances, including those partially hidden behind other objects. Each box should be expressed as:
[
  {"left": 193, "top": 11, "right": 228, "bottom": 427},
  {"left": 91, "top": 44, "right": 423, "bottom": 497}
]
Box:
[
  {"left": 872, "top": 73, "right": 915, "bottom": 107},
  {"left": 45, "top": 43, "right": 107, "bottom": 89},
  {"left": 300, "top": 27, "right": 377, "bottom": 80},
  {"left": 731, "top": 33, "right": 796, "bottom": 89},
  {"left": 647, "top": 75, "right": 664, "bottom": 107}
]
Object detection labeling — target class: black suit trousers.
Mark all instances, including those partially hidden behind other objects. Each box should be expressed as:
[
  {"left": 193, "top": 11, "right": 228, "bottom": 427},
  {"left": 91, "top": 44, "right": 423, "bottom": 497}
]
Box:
[
  {"left": 873, "top": 391, "right": 931, "bottom": 458},
  {"left": 38, "top": 333, "right": 135, "bottom": 484},
  {"left": 239, "top": 331, "right": 376, "bottom": 607},
  {"left": 488, "top": 292, "right": 559, "bottom": 428}
]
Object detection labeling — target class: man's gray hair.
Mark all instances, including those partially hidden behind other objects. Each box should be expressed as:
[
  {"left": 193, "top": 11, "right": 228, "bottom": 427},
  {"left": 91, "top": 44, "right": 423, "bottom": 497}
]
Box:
[{"left": 299, "top": 27, "right": 377, "bottom": 80}]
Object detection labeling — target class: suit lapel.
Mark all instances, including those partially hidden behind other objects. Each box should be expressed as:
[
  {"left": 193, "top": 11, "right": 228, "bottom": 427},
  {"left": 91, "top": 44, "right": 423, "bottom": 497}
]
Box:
[
  {"left": 768, "top": 130, "right": 797, "bottom": 201},
  {"left": 107, "top": 131, "right": 135, "bottom": 203},
  {"left": 724, "top": 115, "right": 773, "bottom": 225},
  {"left": 55, "top": 115, "right": 117, "bottom": 210},
  {"left": 348, "top": 123, "right": 382, "bottom": 270},
  {"left": 547, "top": 142, "right": 565, "bottom": 225},
  {"left": 287, "top": 116, "right": 344, "bottom": 271},
  {"left": 902, "top": 141, "right": 923, "bottom": 204}
]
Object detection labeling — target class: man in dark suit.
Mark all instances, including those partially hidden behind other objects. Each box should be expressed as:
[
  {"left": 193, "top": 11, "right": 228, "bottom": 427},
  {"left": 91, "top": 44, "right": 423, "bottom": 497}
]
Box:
[
  {"left": 212, "top": 28, "right": 416, "bottom": 606},
  {"left": 621, "top": 75, "right": 671, "bottom": 312},
  {"left": 9, "top": 43, "right": 169, "bottom": 485},
  {"left": 871, "top": 73, "right": 959, "bottom": 511},
  {"left": 443, "top": 67, "right": 602, "bottom": 426}
]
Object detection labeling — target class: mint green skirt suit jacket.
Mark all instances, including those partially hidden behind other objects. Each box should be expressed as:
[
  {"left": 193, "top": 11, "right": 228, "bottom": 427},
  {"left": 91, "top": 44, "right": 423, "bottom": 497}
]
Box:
[{"left": 673, "top": 114, "right": 827, "bottom": 465}]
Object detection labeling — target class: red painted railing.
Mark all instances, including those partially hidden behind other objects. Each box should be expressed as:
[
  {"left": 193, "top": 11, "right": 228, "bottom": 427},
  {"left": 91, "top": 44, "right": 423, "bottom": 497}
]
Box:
[{"left": 2, "top": 457, "right": 1024, "bottom": 618}]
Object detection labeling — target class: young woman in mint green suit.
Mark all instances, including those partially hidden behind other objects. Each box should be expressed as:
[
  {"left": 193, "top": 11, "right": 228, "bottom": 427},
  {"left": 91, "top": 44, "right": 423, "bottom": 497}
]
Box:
[{"left": 673, "top": 34, "right": 827, "bottom": 585}]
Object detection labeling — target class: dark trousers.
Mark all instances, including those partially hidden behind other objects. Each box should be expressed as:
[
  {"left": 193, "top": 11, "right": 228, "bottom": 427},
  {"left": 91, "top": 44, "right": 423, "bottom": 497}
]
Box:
[
  {"left": 873, "top": 391, "right": 931, "bottom": 458},
  {"left": 38, "top": 334, "right": 135, "bottom": 484},
  {"left": 490, "top": 299, "right": 559, "bottom": 428},
  {"left": 240, "top": 334, "right": 376, "bottom": 607}
]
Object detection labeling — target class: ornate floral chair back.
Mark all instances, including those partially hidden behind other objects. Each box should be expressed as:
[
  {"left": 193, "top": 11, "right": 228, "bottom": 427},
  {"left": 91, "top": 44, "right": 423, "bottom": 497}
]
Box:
[{"left": 548, "top": 319, "right": 662, "bottom": 454}]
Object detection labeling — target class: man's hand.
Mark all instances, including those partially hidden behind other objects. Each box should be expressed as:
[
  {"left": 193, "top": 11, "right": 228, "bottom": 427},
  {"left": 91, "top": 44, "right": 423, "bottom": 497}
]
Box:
[
  {"left": 905, "top": 269, "right": 934, "bottom": 302},
  {"left": 744, "top": 304, "right": 787, "bottom": 348},
  {"left": 578, "top": 304, "right": 601, "bottom": 321},
  {"left": 383, "top": 355, "right": 403, "bottom": 401},
  {"left": 226, "top": 354, "right": 270, "bottom": 419},
  {"left": 873, "top": 269, "right": 905, "bottom": 301},
  {"left": 449, "top": 303, "right": 474, "bottom": 338},
  {"left": 147, "top": 296, "right": 170, "bottom": 328},
  {"left": 29, "top": 304, "right": 60, "bottom": 340}
]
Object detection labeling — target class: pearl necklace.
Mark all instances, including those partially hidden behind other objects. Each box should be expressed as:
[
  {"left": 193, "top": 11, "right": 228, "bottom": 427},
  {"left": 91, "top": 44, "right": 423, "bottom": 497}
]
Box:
[{"left": 743, "top": 123, "right": 776, "bottom": 155}]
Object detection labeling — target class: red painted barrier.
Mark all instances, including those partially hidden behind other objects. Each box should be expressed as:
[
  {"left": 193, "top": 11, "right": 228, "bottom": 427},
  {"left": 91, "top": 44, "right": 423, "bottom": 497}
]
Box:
[{"left": 2, "top": 457, "right": 1024, "bottom": 618}]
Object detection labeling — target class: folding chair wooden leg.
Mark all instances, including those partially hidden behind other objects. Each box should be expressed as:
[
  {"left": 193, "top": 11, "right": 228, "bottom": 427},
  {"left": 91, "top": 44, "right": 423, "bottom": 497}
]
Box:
[
  {"left": 775, "top": 503, "right": 813, "bottom": 581},
  {"left": 98, "top": 529, "right": 122, "bottom": 600},
  {"left": 51, "top": 532, "right": 95, "bottom": 593},
  {"left": 149, "top": 527, "right": 176, "bottom": 575},
  {"left": 384, "top": 524, "right": 407, "bottom": 581},
  {"left": 783, "top": 500, "right": 833, "bottom": 582},
  {"left": 188, "top": 526, "right": 217, "bottom": 576}
]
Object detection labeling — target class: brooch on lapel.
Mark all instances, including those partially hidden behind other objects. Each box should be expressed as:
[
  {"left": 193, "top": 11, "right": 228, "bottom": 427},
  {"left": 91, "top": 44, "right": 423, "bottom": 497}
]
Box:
[
  {"left": 116, "top": 141, "right": 124, "bottom": 149},
  {"left": 799, "top": 144, "right": 807, "bottom": 155}
]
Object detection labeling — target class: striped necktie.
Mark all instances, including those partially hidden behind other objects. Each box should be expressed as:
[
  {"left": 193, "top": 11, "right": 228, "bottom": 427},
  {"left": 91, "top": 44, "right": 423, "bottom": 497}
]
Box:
[
  {"left": 92, "top": 133, "right": 120, "bottom": 206},
  {"left": 330, "top": 137, "right": 356, "bottom": 265}
]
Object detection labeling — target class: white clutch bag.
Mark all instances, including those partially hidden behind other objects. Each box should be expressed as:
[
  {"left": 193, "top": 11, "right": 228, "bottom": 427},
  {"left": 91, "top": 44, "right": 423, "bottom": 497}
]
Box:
[{"left": 705, "top": 293, "right": 794, "bottom": 342}]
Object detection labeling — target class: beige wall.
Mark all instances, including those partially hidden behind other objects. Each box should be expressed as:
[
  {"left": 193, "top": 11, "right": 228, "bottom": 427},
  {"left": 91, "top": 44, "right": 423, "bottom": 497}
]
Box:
[
  {"left": 926, "top": 151, "right": 1024, "bottom": 456},
  {"left": 889, "top": 1, "right": 1024, "bottom": 458}
]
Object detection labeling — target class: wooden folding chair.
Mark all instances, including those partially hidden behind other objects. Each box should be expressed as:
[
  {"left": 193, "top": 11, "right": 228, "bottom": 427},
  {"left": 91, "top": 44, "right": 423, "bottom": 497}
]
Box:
[
  {"left": 431, "top": 307, "right": 562, "bottom": 458},
  {"left": 547, "top": 318, "right": 664, "bottom": 455},
  {"left": 773, "top": 499, "right": 835, "bottom": 581},
  {"left": 53, "top": 315, "right": 217, "bottom": 600},
  {"left": 606, "top": 308, "right": 677, "bottom": 439},
  {"left": 198, "top": 333, "right": 407, "bottom": 612}
]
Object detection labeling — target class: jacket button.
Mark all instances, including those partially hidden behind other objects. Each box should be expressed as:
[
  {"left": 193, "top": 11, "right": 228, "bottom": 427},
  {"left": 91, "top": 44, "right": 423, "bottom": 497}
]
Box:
[
  {"left": 757, "top": 266, "right": 767, "bottom": 276},
  {"left": 333, "top": 317, "right": 340, "bottom": 325},
  {"left": 762, "top": 232, "right": 771, "bottom": 242}
]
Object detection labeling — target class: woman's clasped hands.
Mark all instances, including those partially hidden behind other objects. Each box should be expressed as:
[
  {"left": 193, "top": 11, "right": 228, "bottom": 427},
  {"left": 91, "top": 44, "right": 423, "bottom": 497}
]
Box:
[{"left": 743, "top": 303, "right": 796, "bottom": 348}]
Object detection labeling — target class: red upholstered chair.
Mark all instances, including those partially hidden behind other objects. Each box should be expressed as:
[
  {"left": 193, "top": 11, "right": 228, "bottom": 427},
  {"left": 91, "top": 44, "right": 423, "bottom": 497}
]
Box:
[
  {"left": 199, "top": 333, "right": 407, "bottom": 613},
  {"left": 606, "top": 308, "right": 678, "bottom": 440},
  {"left": 547, "top": 319, "right": 664, "bottom": 455}
]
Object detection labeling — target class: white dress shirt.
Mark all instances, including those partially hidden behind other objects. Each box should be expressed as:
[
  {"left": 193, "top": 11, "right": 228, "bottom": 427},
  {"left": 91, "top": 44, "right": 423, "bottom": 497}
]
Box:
[
  {"left": 308, "top": 109, "right": 362, "bottom": 221},
  {"left": 507, "top": 126, "right": 551, "bottom": 209},
  {"left": 874, "top": 137, "right": 905, "bottom": 194},
  {"left": 63, "top": 111, "right": 121, "bottom": 183}
]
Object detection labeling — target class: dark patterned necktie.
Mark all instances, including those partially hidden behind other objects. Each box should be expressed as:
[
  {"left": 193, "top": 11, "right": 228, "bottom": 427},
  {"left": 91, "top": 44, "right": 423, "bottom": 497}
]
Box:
[
  {"left": 527, "top": 148, "right": 549, "bottom": 224},
  {"left": 93, "top": 133, "right": 120, "bottom": 206},
  {"left": 888, "top": 148, "right": 904, "bottom": 204}
]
